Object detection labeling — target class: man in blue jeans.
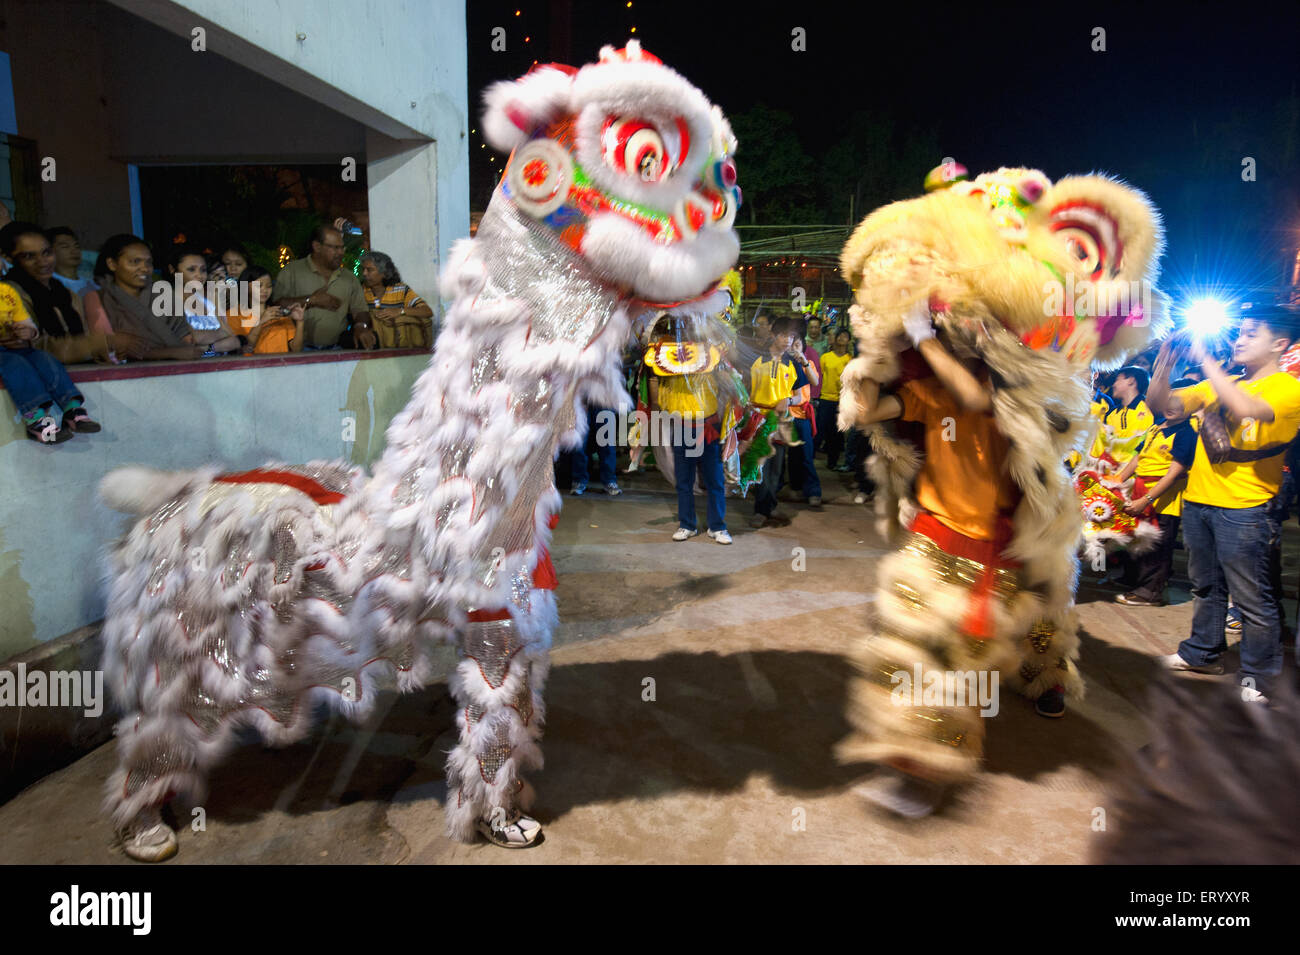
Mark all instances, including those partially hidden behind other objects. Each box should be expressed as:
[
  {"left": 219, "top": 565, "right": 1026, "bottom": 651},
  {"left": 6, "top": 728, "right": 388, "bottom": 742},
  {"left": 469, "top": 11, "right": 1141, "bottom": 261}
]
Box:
[
  {"left": 569, "top": 405, "right": 621, "bottom": 496},
  {"left": 1147, "top": 308, "right": 1300, "bottom": 702},
  {"left": 649, "top": 346, "right": 730, "bottom": 544}
]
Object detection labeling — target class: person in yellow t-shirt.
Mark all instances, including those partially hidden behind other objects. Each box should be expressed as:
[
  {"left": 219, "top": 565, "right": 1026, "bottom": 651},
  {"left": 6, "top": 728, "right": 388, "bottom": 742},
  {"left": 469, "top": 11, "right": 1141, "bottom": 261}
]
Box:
[
  {"left": 647, "top": 329, "right": 728, "bottom": 543},
  {"left": 1088, "top": 366, "right": 1153, "bottom": 469},
  {"left": 1147, "top": 309, "right": 1300, "bottom": 701},
  {"left": 748, "top": 318, "right": 804, "bottom": 522},
  {"left": 1109, "top": 387, "right": 1198, "bottom": 606},
  {"left": 818, "top": 329, "right": 854, "bottom": 471},
  {"left": 1067, "top": 372, "right": 1115, "bottom": 470}
]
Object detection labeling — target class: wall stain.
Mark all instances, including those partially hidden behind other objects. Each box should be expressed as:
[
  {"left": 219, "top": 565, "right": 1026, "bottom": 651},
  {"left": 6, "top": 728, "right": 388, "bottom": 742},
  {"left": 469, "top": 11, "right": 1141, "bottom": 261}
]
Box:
[
  {"left": 0, "top": 525, "right": 38, "bottom": 661},
  {"left": 344, "top": 356, "right": 425, "bottom": 467}
]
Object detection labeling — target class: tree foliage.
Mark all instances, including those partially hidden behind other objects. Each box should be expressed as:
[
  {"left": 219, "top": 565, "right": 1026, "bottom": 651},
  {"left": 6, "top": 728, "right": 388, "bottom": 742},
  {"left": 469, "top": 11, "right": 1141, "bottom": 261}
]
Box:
[{"left": 730, "top": 104, "right": 940, "bottom": 227}]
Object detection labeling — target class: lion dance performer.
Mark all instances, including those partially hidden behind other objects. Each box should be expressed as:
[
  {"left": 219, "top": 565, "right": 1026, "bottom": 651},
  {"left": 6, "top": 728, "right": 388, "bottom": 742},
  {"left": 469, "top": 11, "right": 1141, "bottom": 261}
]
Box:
[
  {"left": 98, "top": 40, "right": 741, "bottom": 860},
  {"left": 834, "top": 163, "right": 1167, "bottom": 814}
]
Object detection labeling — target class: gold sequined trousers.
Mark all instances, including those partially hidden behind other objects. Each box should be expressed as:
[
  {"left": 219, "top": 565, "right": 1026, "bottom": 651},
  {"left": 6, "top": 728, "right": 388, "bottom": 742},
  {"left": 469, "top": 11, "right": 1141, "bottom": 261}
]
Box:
[{"left": 838, "top": 530, "right": 1082, "bottom": 783}]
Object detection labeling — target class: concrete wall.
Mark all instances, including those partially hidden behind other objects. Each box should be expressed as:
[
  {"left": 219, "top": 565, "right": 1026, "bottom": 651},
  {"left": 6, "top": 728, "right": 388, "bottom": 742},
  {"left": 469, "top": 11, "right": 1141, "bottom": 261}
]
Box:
[{"left": 0, "top": 352, "right": 429, "bottom": 661}]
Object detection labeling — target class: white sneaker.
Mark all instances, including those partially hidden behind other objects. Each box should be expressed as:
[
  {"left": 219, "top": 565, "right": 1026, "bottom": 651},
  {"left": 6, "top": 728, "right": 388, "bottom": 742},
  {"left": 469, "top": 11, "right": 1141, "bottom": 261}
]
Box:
[
  {"left": 1160, "top": 652, "right": 1224, "bottom": 675},
  {"left": 854, "top": 771, "right": 947, "bottom": 818},
  {"left": 707, "top": 529, "right": 732, "bottom": 545},
  {"left": 120, "top": 809, "right": 178, "bottom": 863},
  {"left": 1241, "top": 686, "right": 1270, "bottom": 704},
  {"left": 672, "top": 527, "right": 699, "bottom": 541},
  {"left": 477, "top": 809, "right": 543, "bottom": 848},
  {"left": 853, "top": 492, "right": 868, "bottom": 505}
]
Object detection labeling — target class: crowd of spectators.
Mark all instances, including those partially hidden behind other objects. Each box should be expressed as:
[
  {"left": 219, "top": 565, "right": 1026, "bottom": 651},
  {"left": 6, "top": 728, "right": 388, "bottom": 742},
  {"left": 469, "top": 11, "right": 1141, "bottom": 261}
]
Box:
[
  {"left": 0, "top": 218, "right": 437, "bottom": 444},
  {"left": 1085, "top": 308, "right": 1300, "bottom": 704}
]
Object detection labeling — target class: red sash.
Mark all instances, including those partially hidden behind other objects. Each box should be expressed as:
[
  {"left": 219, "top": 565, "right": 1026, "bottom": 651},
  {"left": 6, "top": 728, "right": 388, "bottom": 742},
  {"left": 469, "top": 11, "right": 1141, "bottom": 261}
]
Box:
[{"left": 909, "top": 511, "right": 1018, "bottom": 641}]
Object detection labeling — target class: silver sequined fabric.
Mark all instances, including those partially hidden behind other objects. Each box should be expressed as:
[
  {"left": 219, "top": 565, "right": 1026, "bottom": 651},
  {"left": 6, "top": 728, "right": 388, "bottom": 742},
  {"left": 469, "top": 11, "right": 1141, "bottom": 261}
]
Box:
[
  {"left": 474, "top": 196, "right": 621, "bottom": 348},
  {"left": 461, "top": 619, "right": 521, "bottom": 690}
]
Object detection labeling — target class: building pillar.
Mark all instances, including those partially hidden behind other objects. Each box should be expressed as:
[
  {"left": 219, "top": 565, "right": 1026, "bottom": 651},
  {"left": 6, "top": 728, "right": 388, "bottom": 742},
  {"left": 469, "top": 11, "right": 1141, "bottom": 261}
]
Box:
[{"left": 366, "top": 131, "right": 453, "bottom": 326}]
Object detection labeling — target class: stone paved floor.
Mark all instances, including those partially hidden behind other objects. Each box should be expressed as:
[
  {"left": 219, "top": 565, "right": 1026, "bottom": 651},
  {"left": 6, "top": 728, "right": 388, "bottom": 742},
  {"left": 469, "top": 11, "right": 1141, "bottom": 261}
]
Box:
[{"left": 2, "top": 468, "right": 1293, "bottom": 864}]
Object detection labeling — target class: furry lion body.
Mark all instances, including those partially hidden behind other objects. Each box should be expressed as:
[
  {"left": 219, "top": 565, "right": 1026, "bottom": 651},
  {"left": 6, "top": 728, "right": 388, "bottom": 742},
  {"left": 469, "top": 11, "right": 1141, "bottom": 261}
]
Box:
[{"left": 836, "top": 167, "right": 1168, "bottom": 782}]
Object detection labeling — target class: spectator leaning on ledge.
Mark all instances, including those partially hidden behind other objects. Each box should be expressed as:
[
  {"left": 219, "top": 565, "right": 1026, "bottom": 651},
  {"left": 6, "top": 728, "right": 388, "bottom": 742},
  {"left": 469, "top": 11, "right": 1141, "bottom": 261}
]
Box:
[
  {"left": 228, "top": 265, "right": 304, "bottom": 354},
  {"left": 45, "top": 227, "right": 97, "bottom": 298},
  {"left": 272, "top": 225, "right": 373, "bottom": 350},
  {"left": 0, "top": 221, "right": 115, "bottom": 364},
  {"left": 218, "top": 244, "right": 250, "bottom": 283},
  {"left": 167, "top": 245, "right": 240, "bottom": 354},
  {"left": 84, "top": 234, "right": 204, "bottom": 361},
  {"left": 360, "top": 252, "right": 434, "bottom": 349}
]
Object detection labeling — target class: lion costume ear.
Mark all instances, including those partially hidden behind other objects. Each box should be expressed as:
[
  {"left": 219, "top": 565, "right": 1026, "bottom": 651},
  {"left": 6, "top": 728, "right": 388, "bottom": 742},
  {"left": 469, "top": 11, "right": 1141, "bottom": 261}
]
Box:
[
  {"left": 481, "top": 65, "right": 576, "bottom": 153},
  {"left": 1048, "top": 174, "right": 1165, "bottom": 288},
  {"left": 1047, "top": 174, "right": 1169, "bottom": 366}
]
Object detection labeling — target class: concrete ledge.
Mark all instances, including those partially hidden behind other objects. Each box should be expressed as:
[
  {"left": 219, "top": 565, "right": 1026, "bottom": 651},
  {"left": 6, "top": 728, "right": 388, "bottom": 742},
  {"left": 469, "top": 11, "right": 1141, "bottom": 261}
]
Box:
[{"left": 0, "top": 622, "right": 111, "bottom": 804}]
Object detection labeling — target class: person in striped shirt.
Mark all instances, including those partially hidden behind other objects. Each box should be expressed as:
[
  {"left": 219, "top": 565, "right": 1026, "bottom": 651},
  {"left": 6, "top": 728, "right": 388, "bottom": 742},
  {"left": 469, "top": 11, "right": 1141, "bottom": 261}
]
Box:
[{"left": 360, "top": 252, "right": 435, "bottom": 349}]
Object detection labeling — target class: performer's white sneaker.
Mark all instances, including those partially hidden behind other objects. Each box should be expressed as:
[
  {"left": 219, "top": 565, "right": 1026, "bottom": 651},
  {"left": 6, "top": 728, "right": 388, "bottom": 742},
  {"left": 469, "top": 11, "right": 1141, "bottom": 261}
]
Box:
[
  {"left": 672, "top": 527, "right": 699, "bottom": 541},
  {"left": 707, "top": 529, "right": 732, "bottom": 545},
  {"left": 120, "top": 809, "right": 178, "bottom": 863},
  {"left": 1160, "top": 652, "right": 1224, "bottom": 675},
  {"left": 1241, "top": 685, "right": 1270, "bottom": 704},
  {"left": 855, "top": 770, "right": 947, "bottom": 818},
  {"left": 477, "top": 809, "right": 543, "bottom": 848}
]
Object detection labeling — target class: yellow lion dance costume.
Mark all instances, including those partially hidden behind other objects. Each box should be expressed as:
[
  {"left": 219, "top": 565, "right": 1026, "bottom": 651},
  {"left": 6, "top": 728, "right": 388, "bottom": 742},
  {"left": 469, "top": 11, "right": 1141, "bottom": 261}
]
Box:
[{"left": 835, "top": 163, "right": 1167, "bottom": 807}]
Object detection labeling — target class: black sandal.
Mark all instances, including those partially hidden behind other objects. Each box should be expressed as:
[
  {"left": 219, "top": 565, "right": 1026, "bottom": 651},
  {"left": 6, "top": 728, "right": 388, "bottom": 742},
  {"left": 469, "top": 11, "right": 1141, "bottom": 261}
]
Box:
[{"left": 63, "top": 408, "right": 102, "bottom": 433}]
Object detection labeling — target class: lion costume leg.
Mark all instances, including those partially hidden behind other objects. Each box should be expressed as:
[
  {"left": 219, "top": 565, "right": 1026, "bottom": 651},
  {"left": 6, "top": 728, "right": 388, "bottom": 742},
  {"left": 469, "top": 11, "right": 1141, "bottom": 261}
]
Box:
[
  {"left": 1003, "top": 609, "right": 1085, "bottom": 700},
  {"left": 839, "top": 527, "right": 1044, "bottom": 784},
  {"left": 443, "top": 591, "right": 552, "bottom": 845}
]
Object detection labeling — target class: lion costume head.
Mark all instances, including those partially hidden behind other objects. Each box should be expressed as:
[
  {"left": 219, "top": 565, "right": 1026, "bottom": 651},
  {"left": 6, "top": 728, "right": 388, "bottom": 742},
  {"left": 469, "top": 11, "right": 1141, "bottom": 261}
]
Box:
[{"left": 838, "top": 163, "right": 1167, "bottom": 609}]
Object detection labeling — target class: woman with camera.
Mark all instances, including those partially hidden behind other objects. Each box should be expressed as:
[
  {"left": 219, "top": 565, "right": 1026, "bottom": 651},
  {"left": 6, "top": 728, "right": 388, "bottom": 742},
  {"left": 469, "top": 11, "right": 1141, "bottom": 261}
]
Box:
[{"left": 227, "top": 265, "right": 304, "bottom": 354}]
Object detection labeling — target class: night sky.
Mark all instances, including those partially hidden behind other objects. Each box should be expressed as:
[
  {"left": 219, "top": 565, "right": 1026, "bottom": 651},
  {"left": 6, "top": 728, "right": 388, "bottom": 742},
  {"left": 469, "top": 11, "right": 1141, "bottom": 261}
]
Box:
[{"left": 468, "top": 1, "right": 1300, "bottom": 303}]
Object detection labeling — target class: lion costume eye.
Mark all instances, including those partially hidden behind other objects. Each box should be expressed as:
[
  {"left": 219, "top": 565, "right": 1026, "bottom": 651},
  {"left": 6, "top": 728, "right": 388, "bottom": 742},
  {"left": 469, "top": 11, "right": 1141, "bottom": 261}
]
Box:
[
  {"left": 1050, "top": 201, "right": 1121, "bottom": 280},
  {"left": 600, "top": 116, "right": 690, "bottom": 182},
  {"left": 1062, "top": 229, "right": 1103, "bottom": 275}
]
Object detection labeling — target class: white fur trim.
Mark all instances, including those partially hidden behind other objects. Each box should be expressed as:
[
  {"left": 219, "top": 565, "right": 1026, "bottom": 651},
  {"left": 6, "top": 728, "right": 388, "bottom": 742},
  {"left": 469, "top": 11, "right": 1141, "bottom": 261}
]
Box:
[
  {"left": 581, "top": 212, "right": 738, "bottom": 302},
  {"left": 481, "top": 67, "right": 574, "bottom": 154}
]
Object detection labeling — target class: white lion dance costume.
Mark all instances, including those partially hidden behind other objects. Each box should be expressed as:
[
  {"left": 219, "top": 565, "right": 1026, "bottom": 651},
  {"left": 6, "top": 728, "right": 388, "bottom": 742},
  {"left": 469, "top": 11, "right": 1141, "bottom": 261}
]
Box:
[
  {"left": 99, "top": 41, "right": 740, "bottom": 860},
  {"left": 835, "top": 163, "right": 1167, "bottom": 798}
]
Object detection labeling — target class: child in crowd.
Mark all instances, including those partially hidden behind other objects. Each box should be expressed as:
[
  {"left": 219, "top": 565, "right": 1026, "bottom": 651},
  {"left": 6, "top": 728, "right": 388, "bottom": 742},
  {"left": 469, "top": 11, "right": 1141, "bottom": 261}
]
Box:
[
  {"left": 819, "top": 329, "right": 853, "bottom": 471},
  {"left": 0, "top": 280, "right": 100, "bottom": 443},
  {"left": 786, "top": 321, "right": 823, "bottom": 505},
  {"left": 748, "top": 318, "right": 799, "bottom": 524}
]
